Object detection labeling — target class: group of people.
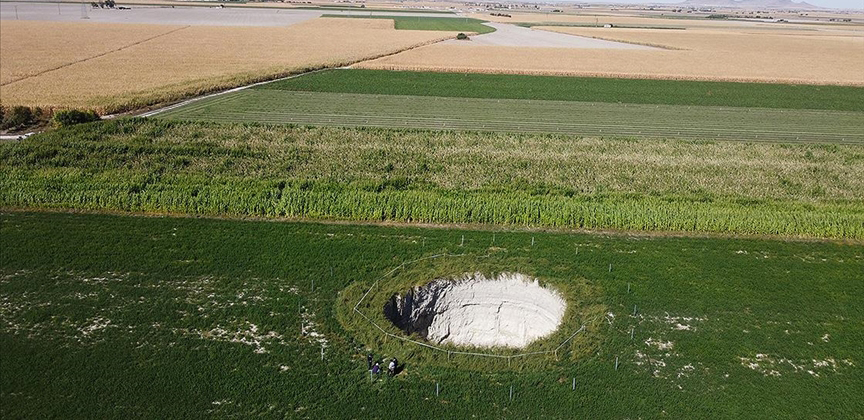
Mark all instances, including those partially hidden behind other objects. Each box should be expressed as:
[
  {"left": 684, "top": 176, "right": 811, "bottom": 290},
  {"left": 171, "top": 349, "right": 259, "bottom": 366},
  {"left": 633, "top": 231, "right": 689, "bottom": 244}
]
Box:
[{"left": 367, "top": 353, "right": 398, "bottom": 378}]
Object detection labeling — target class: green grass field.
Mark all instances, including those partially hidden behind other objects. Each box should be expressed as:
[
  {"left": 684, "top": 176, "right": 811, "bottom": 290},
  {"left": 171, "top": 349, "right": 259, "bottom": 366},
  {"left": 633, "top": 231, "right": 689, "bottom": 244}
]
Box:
[
  {"left": 1, "top": 211, "right": 862, "bottom": 418},
  {"left": 321, "top": 15, "right": 495, "bottom": 34},
  {"left": 157, "top": 89, "right": 864, "bottom": 144},
  {"left": 258, "top": 69, "right": 864, "bottom": 112},
  {"left": 3, "top": 119, "right": 863, "bottom": 239}
]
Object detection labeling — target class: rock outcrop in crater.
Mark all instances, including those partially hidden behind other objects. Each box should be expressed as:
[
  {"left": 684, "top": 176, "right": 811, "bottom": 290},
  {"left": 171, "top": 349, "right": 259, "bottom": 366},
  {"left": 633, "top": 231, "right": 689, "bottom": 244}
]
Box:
[{"left": 383, "top": 272, "right": 566, "bottom": 348}]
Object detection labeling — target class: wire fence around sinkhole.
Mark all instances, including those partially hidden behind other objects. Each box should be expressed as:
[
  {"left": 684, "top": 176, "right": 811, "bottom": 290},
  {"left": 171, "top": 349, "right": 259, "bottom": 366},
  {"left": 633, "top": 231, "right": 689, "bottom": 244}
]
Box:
[{"left": 351, "top": 252, "right": 589, "bottom": 363}]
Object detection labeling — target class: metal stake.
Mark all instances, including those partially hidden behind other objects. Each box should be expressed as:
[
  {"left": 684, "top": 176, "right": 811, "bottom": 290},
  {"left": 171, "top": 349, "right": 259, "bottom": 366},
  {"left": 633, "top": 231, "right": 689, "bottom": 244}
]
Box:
[
  {"left": 572, "top": 377, "right": 576, "bottom": 390},
  {"left": 436, "top": 382, "right": 439, "bottom": 397},
  {"left": 615, "top": 356, "right": 619, "bottom": 371}
]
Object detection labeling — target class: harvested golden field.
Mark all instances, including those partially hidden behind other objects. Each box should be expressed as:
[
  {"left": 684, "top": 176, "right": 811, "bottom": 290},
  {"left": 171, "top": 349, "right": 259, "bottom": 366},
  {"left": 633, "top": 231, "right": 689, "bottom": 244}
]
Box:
[
  {"left": 471, "top": 12, "right": 778, "bottom": 28},
  {"left": 0, "top": 21, "right": 183, "bottom": 86},
  {"left": 357, "top": 26, "right": 864, "bottom": 85},
  {"left": 0, "top": 18, "right": 454, "bottom": 112}
]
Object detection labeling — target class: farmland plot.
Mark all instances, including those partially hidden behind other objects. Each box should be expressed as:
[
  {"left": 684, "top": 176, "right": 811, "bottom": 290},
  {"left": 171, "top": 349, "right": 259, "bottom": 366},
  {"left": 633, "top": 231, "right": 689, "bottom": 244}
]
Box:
[
  {"left": 1, "top": 211, "right": 862, "bottom": 418},
  {"left": 3, "top": 119, "right": 863, "bottom": 239},
  {"left": 158, "top": 89, "right": 864, "bottom": 144},
  {"left": 358, "top": 25, "right": 864, "bottom": 85},
  {"left": 0, "top": 19, "right": 456, "bottom": 112}
]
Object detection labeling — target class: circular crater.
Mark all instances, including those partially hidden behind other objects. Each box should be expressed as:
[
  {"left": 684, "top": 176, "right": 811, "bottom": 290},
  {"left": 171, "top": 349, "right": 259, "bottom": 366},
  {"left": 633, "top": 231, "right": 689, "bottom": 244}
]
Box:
[{"left": 383, "top": 272, "right": 566, "bottom": 349}]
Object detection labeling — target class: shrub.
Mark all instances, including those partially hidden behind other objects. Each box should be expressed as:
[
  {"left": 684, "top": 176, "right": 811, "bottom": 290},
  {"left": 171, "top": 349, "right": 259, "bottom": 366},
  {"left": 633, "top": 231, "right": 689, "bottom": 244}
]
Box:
[
  {"left": 456, "top": 33, "right": 469, "bottom": 40},
  {"left": 0, "top": 106, "right": 35, "bottom": 130},
  {"left": 53, "top": 109, "right": 101, "bottom": 128}
]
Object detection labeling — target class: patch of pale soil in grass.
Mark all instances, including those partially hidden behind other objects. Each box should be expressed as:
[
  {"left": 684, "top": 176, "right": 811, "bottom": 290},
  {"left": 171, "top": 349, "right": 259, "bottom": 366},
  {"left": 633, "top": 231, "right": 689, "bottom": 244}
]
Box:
[
  {"left": 739, "top": 354, "right": 854, "bottom": 377},
  {"left": 301, "top": 307, "right": 329, "bottom": 347},
  {"left": 179, "top": 321, "right": 286, "bottom": 354}
]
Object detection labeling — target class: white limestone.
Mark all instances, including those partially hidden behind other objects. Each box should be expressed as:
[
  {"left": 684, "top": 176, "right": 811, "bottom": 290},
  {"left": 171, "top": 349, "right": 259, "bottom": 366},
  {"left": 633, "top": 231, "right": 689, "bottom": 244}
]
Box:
[{"left": 385, "top": 272, "right": 566, "bottom": 348}]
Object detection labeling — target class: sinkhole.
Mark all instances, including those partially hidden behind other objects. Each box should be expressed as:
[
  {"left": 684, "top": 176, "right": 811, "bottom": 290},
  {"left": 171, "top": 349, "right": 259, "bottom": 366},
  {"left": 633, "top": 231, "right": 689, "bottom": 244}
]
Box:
[{"left": 383, "top": 272, "right": 566, "bottom": 348}]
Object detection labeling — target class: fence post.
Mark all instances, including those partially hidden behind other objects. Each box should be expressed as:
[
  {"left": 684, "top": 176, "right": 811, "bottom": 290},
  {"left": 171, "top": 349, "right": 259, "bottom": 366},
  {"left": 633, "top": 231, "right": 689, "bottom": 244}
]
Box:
[
  {"left": 531, "top": 236, "right": 535, "bottom": 246},
  {"left": 510, "top": 385, "right": 513, "bottom": 402},
  {"left": 460, "top": 235, "right": 464, "bottom": 246},
  {"left": 609, "top": 264, "right": 612, "bottom": 272},
  {"left": 615, "top": 356, "right": 619, "bottom": 371},
  {"left": 572, "top": 377, "right": 576, "bottom": 390},
  {"left": 436, "top": 382, "right": 439, "bottom": 397}
]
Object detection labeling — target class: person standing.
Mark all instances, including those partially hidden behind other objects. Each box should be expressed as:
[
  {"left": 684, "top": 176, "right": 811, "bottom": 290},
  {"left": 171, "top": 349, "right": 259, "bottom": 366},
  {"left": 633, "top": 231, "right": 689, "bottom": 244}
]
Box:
[
  {"left": 367, "top": 353, "right": 373, "bottom": 370},
  {"left": 372, "top": 362, "right": 381, "bottom": 376},
  {"left": 388, "top": 359, "right": 396, "bottom": 377}
]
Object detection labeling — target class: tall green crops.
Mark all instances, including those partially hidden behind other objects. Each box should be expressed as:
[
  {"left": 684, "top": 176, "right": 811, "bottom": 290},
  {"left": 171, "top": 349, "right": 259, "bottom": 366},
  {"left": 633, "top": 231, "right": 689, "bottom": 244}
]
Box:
[{"left": 2, "top": 119, "right": 862, "bottom": 239}]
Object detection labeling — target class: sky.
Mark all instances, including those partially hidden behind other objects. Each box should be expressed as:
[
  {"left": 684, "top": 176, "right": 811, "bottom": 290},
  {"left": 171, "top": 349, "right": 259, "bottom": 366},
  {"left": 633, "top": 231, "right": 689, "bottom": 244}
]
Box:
[{"left": 567, "top": 0, "right": 864, "bottom": 9}]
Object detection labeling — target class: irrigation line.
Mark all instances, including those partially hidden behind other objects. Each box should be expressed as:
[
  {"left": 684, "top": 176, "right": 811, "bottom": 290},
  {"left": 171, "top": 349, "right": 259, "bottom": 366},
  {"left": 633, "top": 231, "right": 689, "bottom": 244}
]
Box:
[{"left": 352, "top": 252, "right": 592, "bottom": 362}]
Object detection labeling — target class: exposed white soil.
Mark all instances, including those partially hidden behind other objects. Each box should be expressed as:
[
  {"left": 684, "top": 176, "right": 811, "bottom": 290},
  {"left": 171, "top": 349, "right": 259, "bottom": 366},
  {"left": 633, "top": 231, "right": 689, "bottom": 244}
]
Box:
[
  {"left": 444, "top": 22, "right": 656, "bottom": 49},
  {"left": 384, "top": 272, "right": 566, "bottom": 348}
]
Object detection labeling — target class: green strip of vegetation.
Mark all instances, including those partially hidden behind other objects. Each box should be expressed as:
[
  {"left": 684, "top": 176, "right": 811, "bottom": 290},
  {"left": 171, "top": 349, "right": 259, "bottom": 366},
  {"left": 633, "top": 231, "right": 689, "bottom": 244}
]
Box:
[
  {"left": 2, "top": 119, "right": 862, "bottom": 239},
  {"left": 258, "top": 69, "right": 864, "bottom": 112},
  {"left": 320, "top": 15, "right": 495, "bottom": 33},
  {"left": 157, "top": 89, "right": 864, "bottom": 144},
  {"left": 1, "top": 211, "right": 861, "bottom": 418}
]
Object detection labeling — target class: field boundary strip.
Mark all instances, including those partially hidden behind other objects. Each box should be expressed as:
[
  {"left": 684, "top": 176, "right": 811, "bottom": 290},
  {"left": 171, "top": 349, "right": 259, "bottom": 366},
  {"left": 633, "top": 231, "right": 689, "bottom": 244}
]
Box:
[
  {"left": 157, "top": 90, "right": 864, "bottom": 144},
  {"left": 351, "top": 252, "right": 591, "bottom": 362},
  {"left": 135, "top": 68, "right": 338, "bottom": 118},
  {"left": 1, "top": 25, "right": 191, "bottom": 88}
]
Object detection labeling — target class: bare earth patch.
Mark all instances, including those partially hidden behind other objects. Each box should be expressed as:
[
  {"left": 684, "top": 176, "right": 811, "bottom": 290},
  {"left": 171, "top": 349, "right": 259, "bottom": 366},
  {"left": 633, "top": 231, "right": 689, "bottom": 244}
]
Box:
[{"left": 384, "top": 272, "right": 566, "bottom": 348}]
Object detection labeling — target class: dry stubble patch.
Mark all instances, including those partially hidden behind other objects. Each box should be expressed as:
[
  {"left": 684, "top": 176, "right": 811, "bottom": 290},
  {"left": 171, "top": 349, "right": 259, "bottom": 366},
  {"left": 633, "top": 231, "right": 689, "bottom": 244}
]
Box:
[
  {"left": 0, "top": 20, "right": 183, "bottom": 85},
  {"left": 357, "top": 26, "right": 864, "bottom": 85},
  {"left": 0, "top": 18, "right": 454, "bottom": 112}
]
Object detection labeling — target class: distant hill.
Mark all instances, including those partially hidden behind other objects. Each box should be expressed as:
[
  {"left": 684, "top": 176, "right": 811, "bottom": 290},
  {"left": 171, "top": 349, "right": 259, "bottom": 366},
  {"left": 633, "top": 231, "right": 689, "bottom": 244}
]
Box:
[{"left": 679, "top": 0, "right": 823, "bottom": 9}]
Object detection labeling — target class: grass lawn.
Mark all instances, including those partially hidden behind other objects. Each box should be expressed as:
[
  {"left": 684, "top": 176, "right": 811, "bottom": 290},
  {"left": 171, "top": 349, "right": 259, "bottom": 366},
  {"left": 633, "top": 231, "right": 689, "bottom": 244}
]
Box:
[{"left": 1, "top": 211, "right": 862, "bottom": 418}]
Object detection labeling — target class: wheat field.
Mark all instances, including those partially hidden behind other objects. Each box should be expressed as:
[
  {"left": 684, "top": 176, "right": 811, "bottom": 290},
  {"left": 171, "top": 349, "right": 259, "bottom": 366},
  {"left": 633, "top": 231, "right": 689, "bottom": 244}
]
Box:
[
  {"left": 357, "top": 25, "right": 864, "bottom": 85},
  {"left": 0, "top": 18, "right": 455, "bottom": 112}
]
